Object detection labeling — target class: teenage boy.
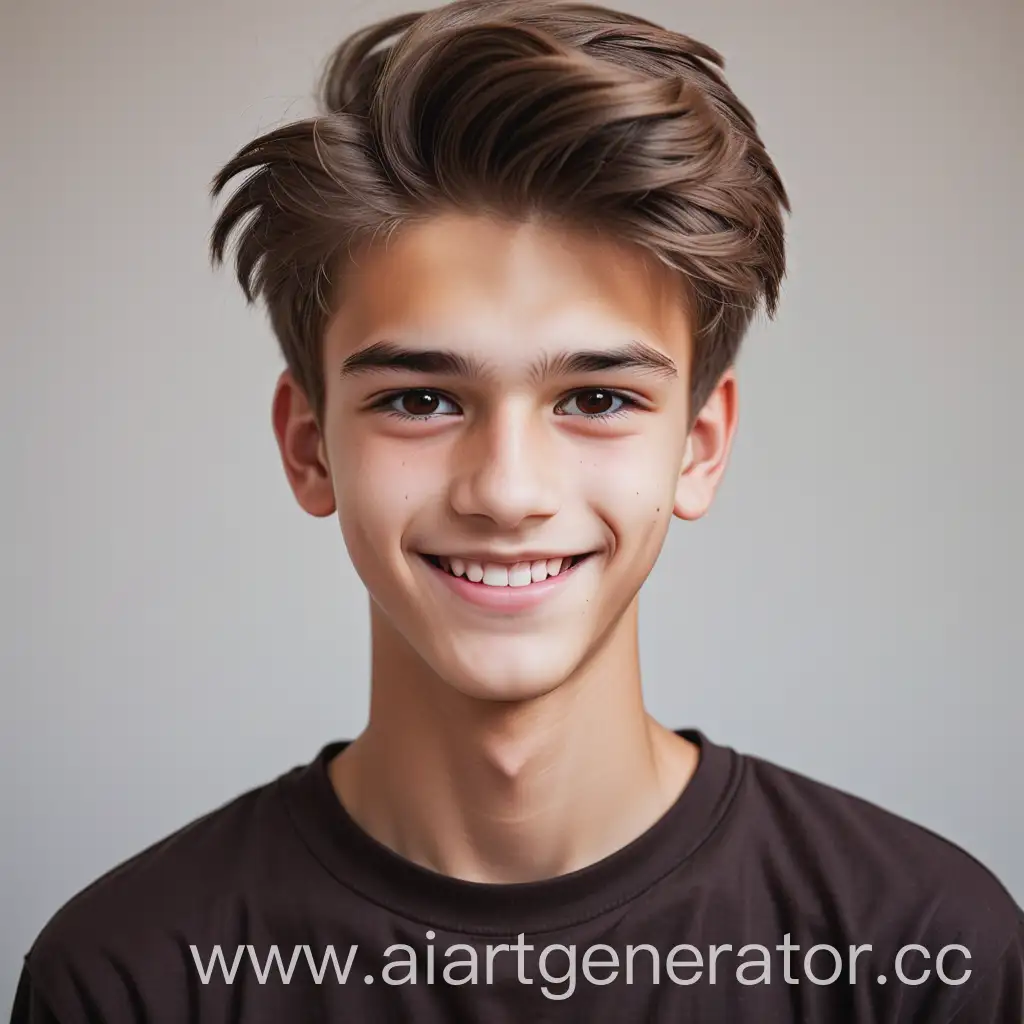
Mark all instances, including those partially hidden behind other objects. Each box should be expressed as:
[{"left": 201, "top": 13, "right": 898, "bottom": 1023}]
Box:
[{"left": 12, "top": 2, "right": 1023, "bottom": 1021}]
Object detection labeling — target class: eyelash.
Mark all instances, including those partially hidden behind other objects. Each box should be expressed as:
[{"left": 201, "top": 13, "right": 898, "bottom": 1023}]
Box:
[{"left": 371, "top": 388, "right": 643, "bottom": 422}]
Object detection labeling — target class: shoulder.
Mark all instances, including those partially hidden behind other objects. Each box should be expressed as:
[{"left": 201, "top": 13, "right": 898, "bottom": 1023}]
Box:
[
  {"left": 735, "top": 746, "right": 1023, "bottom": 971},
  {"left": 21, "top": 762, "right": 306, "bottom": 1017}
]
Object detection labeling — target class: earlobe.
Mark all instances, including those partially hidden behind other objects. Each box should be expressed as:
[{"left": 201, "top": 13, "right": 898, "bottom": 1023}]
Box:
[
  {"left": 672, "top": 371, "right": 739, "bottom": 522},
  {"left": 271, "top": 370, "right": 337, "bottom": 518},
  {"left": 673, "top": 453, "right": 710, "bottom": 522},
  {"left": 672, "top": 436, "right": 698, "bottom": 520}
]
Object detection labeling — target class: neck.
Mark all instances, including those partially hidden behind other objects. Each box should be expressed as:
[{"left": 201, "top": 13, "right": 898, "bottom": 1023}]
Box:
[{"left": 330, "top": 598, "right": 698, "bottom": 884}]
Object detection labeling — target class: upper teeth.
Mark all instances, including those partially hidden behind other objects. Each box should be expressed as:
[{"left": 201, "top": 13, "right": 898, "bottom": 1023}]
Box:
[{"left": 441, "top": 557, "right": 572, "bottom": 587}]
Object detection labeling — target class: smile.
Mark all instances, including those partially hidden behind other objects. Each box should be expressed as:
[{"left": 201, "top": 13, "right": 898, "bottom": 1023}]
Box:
[
  {"left": 417, "top": 551, "right": 596, "bottom": 611},
  {"left": 420, "top": 554, "right": 591, "bottom": 587}
]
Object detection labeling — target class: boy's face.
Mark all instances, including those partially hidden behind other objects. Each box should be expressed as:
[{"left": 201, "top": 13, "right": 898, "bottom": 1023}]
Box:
[{"left": 276, "top": 213, "right": 736, "bottom": 701}]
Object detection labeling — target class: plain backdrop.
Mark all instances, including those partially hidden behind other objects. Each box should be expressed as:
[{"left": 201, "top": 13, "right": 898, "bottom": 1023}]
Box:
[{"left": 2, "top": 0, "right": 1022, "bottom": 1012}]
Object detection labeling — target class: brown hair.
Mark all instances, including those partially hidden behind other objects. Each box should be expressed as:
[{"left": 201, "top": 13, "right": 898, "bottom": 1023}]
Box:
[{"left": 209, "top": 0, "right": 789, "bottom": 427}]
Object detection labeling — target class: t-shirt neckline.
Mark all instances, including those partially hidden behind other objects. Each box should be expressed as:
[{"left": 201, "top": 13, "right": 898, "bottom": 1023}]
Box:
[{"left": 280, "top": 727, "right": 743, "bottom": 936}]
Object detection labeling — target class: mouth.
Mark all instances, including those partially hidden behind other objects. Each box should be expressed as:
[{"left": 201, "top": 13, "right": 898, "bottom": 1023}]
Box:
[{"left": 418, "top": 552, "right": 595, "bottom": 588}]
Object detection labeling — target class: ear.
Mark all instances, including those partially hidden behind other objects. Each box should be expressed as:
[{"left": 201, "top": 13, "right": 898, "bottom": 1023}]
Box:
[
  {"left": 674, "top": 369, "right": 739, "bottom": 521},
  {"left": 271, "top": 369, "right": 336, "bottom": 518}
]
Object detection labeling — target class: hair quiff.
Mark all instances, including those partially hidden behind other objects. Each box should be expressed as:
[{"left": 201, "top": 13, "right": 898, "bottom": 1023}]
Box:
[{"left": 209, "top": 0, "right": 789, "bottom": 426}]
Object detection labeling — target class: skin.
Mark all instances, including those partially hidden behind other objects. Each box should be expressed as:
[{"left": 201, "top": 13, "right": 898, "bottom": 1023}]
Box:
[{"left": 273, "top": 212, "right": 738, "bottom": 884}]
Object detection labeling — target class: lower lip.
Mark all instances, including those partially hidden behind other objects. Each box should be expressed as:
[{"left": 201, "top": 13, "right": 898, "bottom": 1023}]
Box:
[{"left": 419, "top": 555, "right": 592, "bottom": 611}]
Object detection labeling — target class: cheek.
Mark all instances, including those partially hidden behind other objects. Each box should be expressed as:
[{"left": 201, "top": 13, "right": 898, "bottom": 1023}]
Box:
[
  {"left": 584, "top": 435, "right": 682, "bottom": 533},
  {"left": 331, "top": 436, "right": 442, "bottom": 546}
]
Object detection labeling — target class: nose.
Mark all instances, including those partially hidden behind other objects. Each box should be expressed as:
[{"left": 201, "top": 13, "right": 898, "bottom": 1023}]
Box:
[{"left": 448, "top": 401, "right": 561, "bottom": 529}]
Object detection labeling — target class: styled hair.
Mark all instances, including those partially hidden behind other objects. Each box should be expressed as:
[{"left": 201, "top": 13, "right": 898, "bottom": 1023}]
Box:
[{"left": 209, "top": 0, "right": 789, "bottom": 426}]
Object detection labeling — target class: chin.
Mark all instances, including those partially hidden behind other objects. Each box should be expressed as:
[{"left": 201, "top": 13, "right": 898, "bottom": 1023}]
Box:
[
  {"left": 437, "top": 645, "right": 581, "bottom": 704},
  {"left": 446, "top": 674, "right": 563, "bottom": 704}
]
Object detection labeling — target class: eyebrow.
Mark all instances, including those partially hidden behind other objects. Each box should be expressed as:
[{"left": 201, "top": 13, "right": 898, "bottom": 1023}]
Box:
[{"left": 339, "top": 339, "right": 678, "bottom": 382}]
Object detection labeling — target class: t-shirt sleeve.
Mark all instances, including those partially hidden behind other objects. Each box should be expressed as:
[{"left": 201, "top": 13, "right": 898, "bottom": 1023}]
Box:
[
  {"left": 946, "top": 920, "right": 1024, "bottom": 1023},
  {"left": 8, "top": 967, "right": 62, "bottom": 1024}
]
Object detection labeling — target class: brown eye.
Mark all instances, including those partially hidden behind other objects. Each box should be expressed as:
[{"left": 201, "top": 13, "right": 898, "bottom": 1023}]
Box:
[
  {"left": 561, "top": 389, "right": 626, "bottom": 417},
  {"left": 400, "top": 391, "right": 441, "bottom": 416},
  {"left": 576, "top": 390, "right": 614, "bottom": 415},
  {"left": 383, "top": 390, "right": 458, "bottom": 418}
]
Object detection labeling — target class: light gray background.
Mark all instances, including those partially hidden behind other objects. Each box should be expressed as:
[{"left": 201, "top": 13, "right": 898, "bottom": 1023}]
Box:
[{"left": 2, "top": 0, "right": 1021, "bottom": 1012}]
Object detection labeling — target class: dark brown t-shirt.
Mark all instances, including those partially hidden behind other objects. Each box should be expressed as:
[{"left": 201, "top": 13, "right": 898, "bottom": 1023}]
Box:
[{"left": 11, "top": 730, "right": 1024, "bottom": 1022}]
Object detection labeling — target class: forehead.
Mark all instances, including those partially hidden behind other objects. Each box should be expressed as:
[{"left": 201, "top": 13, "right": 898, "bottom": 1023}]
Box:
[{"left": 329, "top": 213, "right": 692, "bottom": 361}]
